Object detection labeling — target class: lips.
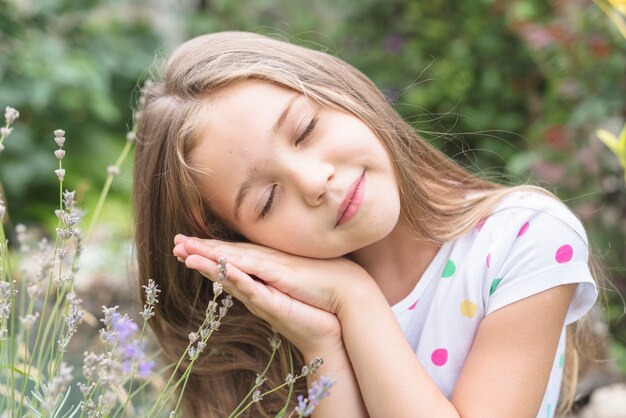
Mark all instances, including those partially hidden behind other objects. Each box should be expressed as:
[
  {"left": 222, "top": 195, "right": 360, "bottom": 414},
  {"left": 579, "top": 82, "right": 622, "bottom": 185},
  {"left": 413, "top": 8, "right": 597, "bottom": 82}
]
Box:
[{"left": 336, "top": 172, "right": 365, "bottom": 226}]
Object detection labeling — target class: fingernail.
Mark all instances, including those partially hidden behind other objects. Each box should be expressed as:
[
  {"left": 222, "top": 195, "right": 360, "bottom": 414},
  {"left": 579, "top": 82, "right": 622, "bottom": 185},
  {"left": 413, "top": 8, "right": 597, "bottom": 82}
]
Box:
[
  {"left": 175, "top": 234, "right": 189, "bottom": 241},
  {"left": 177, "top": 256, "right": 184, "bottom": 262}
]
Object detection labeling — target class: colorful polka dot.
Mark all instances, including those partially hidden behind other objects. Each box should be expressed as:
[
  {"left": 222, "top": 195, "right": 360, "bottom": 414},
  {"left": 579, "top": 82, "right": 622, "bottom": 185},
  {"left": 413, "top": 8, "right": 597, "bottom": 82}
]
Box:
[
  {"left": 555, "top": 244, "right": 573, "bottom": 264},
  {"left": 431, "top": 348, "right": 448, "bottom": 366},
  {"left": 489, "top": 278, "right": 502, "bottom": 296},
  {"left": 517, "top": 221, "right": 530, "bottom": 237},
  {"left": 559, "top": 352, "right": 565, "bottom": 369},
  {"left": 460, "top": 300, "right": 477, "bottom": 318},
  {"left": 442, "top": 260, "right": 456, "bottom": 278},
  {"left": 486, "top": 253, "right": 492, "bottom": 268},
  {"left": 476, "top": 218, "right": 487, "bottom": 231},
  {"left": 546, "top": 403, "right": 552, "bottom": 418},
  {"left": 408, "top": 300, "right": 418, "bottom": 310}
]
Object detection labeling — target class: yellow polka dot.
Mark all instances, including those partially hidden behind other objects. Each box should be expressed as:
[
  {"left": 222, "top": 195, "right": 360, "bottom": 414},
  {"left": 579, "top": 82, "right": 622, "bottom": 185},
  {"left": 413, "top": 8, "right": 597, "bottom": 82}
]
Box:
[{"left": 460, "top": 300, "right": 477, "bottom": 318}]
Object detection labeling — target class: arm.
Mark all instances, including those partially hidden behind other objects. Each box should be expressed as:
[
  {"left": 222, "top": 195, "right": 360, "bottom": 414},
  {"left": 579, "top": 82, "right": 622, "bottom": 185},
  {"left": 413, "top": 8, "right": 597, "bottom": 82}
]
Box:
[{"left": 338, "top": 279, "right": 576, "bottom": 417}]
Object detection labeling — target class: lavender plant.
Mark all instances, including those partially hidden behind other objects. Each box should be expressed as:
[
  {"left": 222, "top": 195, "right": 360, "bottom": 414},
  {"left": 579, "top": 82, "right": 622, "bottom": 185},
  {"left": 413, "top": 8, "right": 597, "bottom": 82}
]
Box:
[{"left": 0, "top": 106, "right": 334, "bottom": 417}]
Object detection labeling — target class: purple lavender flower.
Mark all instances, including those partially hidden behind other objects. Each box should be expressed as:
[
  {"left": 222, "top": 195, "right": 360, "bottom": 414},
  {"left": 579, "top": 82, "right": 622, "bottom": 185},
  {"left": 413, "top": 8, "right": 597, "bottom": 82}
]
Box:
[
  {"left": 112, "top": 313, "right": 138, "bottom": 341},
  {"left": 104, "top": 311, "right": 154, "bottom": 378},
  {"left": 294, "top": 375, "right": 335, "bottom": 417},
  {"left": 120, "top": 340, "right": 154, "bottom": 377}
]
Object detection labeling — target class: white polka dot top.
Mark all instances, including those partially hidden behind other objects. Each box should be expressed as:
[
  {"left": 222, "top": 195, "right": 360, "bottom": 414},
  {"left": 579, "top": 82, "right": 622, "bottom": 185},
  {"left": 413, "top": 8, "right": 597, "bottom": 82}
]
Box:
[{"left": 391, "top": 191, "right": 598, "bottom": 418}]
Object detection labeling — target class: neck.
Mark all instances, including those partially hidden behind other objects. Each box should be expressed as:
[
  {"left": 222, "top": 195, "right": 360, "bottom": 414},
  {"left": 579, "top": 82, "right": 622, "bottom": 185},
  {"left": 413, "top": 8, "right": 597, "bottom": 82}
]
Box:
[{"left": 350, "top": 223, "right": 441, "bottom": 306}]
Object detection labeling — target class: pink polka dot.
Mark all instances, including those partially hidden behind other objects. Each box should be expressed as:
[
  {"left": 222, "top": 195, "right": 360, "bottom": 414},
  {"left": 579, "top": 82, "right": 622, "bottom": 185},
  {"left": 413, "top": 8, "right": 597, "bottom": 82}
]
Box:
[
  {"left": 431, "top": 348, "right": 448, "bottom": 366},
  {"left": 555, "top": 245, "right": 573, "bottom": 263},
  {"left": 486, "top": 253, "right": 492, "bottom": 268},
  {"left": 517, "top": 221, "right": 530, "bottom": 237},
  {"left": 408, "top": 300, "right": 418, "bottom": 310},
  {"left": 476, "top": 218, "right": 487, "bottom": 231}
]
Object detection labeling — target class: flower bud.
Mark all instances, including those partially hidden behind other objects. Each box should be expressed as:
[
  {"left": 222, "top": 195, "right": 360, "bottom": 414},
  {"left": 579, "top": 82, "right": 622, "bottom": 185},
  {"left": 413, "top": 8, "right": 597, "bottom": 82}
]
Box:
[
  {"left": 1, "top": 127, "right": 12, "bottom": 138},
  {"left": 54, "top": 149, "right": 65, "bottom": 160},
  {"left": 107, "top": 165, "right": 120, "bottom": 176},
  {"left": 55, "top": 136, "right": 65, "bottom": 147},
  {"left": 55, "top": 168, "right": 66, "bottom": 181},
  {"left": 4, "top": 107, "right": 19, "bottom": 124}
]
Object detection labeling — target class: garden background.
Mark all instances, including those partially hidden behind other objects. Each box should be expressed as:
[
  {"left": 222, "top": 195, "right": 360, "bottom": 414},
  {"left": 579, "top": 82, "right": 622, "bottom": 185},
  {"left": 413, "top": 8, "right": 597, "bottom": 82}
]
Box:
[{"left": 1, "top": 0, "right": 625, "bottom": 414}]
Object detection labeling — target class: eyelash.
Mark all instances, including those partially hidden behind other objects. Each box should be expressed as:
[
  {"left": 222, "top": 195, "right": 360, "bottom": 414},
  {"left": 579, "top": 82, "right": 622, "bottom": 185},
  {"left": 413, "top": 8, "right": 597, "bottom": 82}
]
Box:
[
  {"left": 259, "top": 185, "right": 277, "bottom": 219},
  {"left": 294, "top": 117, "right": 318, "bottom": 147},
  {"left": 259, "top": 116, "right": 319, "bottom": 219}
]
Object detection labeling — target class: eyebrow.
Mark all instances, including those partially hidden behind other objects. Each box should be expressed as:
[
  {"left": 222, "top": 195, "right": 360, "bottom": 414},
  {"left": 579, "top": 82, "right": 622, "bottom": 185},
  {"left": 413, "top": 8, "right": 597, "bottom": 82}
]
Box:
[{"left": 232, "top": 93, "right": 300, "bottom": 220}]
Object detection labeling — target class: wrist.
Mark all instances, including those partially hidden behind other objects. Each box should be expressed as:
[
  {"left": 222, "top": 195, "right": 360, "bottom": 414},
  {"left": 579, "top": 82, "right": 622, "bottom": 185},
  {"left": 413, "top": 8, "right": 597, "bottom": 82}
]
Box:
[
  {"left": 302, "top": 340, "right": 349, "bottom": 378},
  {"left": 300, "top": 331, "right": 344, "bottom": 363},
  {"left": 336, "top": 278, "right": 384, "bottom": 322}
]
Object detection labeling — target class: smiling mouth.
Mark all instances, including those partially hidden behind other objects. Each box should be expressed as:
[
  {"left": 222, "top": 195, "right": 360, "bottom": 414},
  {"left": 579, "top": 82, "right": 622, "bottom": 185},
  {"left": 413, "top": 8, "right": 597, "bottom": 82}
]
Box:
[{"left": 336, "top": 172, "right": 365, "bottom": 227}]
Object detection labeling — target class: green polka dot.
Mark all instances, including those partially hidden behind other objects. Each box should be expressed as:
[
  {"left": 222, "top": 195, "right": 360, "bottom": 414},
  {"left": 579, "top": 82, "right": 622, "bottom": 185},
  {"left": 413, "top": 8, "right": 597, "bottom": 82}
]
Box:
[
  {"left": 442, "top": 260, "right": 456, "bottom": 278},
  {"left": 489, "top": 278, "right": 502, "bottom": 295},
  {"left": 559, "top": 353, "right": 565, "bottom": 369}
]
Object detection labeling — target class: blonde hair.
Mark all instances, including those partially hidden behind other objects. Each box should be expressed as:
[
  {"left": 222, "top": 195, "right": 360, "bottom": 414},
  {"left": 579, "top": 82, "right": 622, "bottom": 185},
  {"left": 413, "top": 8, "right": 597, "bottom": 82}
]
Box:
[{"left": 133, "top": 31, "right": 595, "bottom": 416}]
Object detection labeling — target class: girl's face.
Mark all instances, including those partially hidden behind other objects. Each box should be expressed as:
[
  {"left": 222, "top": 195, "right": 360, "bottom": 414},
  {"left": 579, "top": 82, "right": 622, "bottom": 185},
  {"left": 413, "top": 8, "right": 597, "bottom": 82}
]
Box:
[{"left": 191, "top": 80, "right": 401, "bottom": 258}]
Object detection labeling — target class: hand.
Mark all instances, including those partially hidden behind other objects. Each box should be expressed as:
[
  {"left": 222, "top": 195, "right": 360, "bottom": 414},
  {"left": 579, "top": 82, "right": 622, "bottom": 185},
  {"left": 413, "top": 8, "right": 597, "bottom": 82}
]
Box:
[
  {"left": 173, "top": 234, "right": 377, "bottom": 317},
  {"left": 173, "top": 235, "right": 345, "bottom": 356}
]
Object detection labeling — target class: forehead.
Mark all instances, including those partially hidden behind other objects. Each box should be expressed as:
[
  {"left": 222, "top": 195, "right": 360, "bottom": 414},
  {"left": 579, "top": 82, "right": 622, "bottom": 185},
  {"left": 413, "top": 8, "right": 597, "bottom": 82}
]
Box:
[{"left": 200, "top": 81, "right": 299, "bottom": 155}]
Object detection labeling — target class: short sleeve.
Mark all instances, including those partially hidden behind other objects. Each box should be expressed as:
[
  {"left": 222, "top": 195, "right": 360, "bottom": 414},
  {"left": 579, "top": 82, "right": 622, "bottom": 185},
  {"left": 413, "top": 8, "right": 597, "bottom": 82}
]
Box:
[{"left": 484, "top": 197, "right": 597, "bottom": 325}]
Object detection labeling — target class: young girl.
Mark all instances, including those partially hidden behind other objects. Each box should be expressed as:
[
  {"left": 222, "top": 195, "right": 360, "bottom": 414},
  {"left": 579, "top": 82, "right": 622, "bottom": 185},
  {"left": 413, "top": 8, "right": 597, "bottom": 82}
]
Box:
[{"left": 134, "top": 31, "right": 599, "bottom": 417}]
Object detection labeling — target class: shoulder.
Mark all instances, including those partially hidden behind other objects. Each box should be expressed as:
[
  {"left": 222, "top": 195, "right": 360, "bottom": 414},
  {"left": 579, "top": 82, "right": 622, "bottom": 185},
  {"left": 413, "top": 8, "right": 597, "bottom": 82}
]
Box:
[
  {"left": 470, "top": 189, "right": 597, "bottom": 323},
  {"left": 482, "top": 189, "right": 588, "bottom": 246}
]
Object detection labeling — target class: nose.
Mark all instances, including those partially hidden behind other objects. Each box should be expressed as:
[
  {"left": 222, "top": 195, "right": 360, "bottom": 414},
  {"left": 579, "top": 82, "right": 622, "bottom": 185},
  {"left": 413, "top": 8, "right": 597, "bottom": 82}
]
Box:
[{"left": 285, "top": 160, "right": 335, "bottom": 207}]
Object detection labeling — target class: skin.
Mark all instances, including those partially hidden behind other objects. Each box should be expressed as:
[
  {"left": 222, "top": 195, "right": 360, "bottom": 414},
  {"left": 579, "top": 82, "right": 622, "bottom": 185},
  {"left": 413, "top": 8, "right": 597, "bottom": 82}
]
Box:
[{"left": 172, "top": 80, "right": 577, "bottom": 417}]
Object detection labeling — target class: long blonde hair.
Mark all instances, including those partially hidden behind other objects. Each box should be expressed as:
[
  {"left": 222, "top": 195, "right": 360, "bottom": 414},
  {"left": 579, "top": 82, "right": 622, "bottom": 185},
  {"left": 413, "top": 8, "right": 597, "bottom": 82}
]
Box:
[{"left": 133, "top": 31, "right": 595, "bottom": 416}]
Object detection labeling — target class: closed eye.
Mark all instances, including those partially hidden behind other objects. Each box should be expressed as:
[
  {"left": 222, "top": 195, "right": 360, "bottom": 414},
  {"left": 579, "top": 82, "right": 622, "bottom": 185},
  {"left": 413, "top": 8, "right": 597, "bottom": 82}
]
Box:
[
  {"left": 259, "top": 184, "right": 278, "bottom": 219},
  {"left": 294, "top": 116, "right": 318, "bottom": 147}
]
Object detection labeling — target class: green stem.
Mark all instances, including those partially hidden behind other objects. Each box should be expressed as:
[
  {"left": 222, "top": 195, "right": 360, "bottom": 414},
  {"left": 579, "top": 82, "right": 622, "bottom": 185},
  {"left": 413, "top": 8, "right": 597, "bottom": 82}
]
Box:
[
  {"left": 18, "top": 200, "right": 64, "bottom": 416},
  {"left": 118, "top": 319, "right": 148, "bottom": 416},
  {"left": 276, "top": 343, "right": 296, "bottom": 418},
  {"left": 228, "top": 347, "right": 279, "bottom": 418},
  {"left": 151, "top": 296, "right": 228, "bottom": 418},
  {"left": 85, "top": 139, "right": 133, "bottom": 244},
  {"left": 0, "top": 223, "right": 16, "bottom": 416},
  {"left": 111, "top": 354, "right": 171, "bottom": 417}
]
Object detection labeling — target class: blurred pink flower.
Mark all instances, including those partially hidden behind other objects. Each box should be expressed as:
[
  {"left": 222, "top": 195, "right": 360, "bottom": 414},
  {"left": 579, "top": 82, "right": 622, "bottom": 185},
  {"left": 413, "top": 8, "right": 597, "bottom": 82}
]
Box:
[
  {"left": 519, "top": 23, "right": 557, "bottom": 49},
  {"left": 577, "top": 147, "right": 601, "bottom": 175},
  {"left": 532, "top": 160, "right": 566, "bottom": 184}
]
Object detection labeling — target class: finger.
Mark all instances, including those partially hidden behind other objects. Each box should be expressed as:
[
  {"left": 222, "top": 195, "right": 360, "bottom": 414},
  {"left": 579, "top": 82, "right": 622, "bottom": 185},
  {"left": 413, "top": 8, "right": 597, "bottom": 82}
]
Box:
[
  {"left": 185, "top": 238, "right": 282, "bottom": 259},
  {"left": 184, "top": 239, "right": 291, "bottom": 287},
  {"left": 174, "top": 234, "right": 190, "bottom": 245},
  {"left": 184, "top": 254, "right": 277, "bottom": 317},
  {"left": 173, "top": 243, "right": 190, "bottom": 261}
]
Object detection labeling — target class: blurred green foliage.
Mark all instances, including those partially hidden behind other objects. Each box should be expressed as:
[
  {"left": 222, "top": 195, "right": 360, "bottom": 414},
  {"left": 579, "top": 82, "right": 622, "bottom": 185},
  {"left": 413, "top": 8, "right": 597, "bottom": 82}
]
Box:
[
  {"left": 1, "top": 0, "right": 625, "bottom": 366},
  {"left": 0, "top": 0, "right": 159, "bottom": 223}
]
